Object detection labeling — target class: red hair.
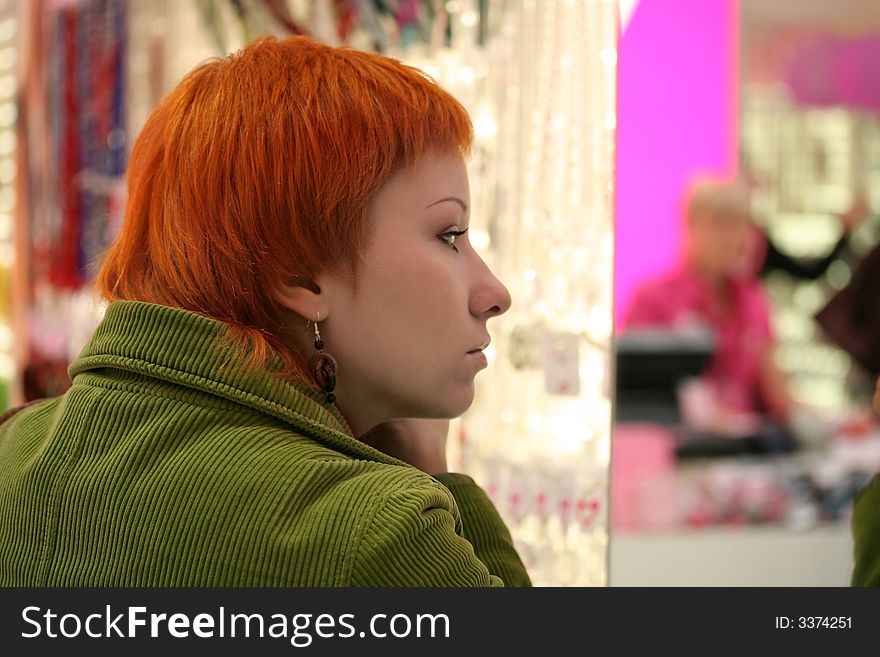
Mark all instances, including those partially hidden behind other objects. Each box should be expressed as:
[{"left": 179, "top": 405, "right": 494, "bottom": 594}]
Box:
[{"left": 98, "top": 36, "right": 473, "bottom": 378}]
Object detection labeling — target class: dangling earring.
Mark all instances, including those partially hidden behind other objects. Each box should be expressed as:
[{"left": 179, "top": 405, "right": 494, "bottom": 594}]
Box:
[{"left": 308, "top": 314, "right": 337, "bottom": 404}]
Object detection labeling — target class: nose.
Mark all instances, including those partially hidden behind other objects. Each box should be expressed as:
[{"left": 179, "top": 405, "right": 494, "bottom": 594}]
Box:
[{"left": 469, "top": 253, "right": 512, "bottom": 318}]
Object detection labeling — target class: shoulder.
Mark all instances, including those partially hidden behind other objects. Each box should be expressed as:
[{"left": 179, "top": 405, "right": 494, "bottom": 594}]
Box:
[
  {"left": 346, "top": 469, "right": 506, "bottom": 586},
  {"left": 345, "top": 466, "right": 460, "bottom": 527},
  {"left": 283, "top": 462, "right": 473, "bottom": 585},
  {"left": 852, "top": 474, "right": 880, "bottom": 540},
  {"left": 625, "top": 269, "right": 692, "bottom": 327},
  {"left": 0, "top": 398, "right": 55, "bottom": 428},
  {"left": 0, "top": 397, "right": 63, "bottom": 446}
]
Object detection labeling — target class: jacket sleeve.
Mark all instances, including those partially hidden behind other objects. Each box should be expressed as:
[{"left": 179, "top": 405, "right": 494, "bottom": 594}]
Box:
[
  {"left": 851, "top": 474, "right": 880, "bottom": 586},
  {"left": 433, "top": 473, "right": 532, "bottom": 587},
  {"left": 623, "top": 281, "right": 673, "bottom": 329},
  {"left": 349, "top": 472, "right": 531, "bottom": 587}
]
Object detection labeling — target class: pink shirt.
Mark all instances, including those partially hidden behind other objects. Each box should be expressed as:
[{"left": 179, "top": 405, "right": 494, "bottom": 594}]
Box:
[{"left": 623, "top": 266, "right": 775, "bottom": 415}]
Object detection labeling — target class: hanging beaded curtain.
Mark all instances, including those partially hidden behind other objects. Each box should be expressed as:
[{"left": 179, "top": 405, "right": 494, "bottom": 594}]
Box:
[
  {"left": 185, "top": 0, "right": 461, "bottom": 56},
  {"left": 18, "top": 0, "right": 126, "bottom": 401},
  {"left": 47, "top": 0, "right": 125, "bottom": 290}
]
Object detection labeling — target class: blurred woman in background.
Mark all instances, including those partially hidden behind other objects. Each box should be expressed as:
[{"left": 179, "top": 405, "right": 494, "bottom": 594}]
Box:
[{"left": 624, "top": 177, "right": 794, "bottom": 438}]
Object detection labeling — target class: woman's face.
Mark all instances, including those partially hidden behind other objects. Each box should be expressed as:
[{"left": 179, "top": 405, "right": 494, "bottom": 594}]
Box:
[
  {"left": 317, "top": 152, "right": 511, "bottom": 434},
  {"left": 690, "top": 207, "right": 755, "bottom": 280}
]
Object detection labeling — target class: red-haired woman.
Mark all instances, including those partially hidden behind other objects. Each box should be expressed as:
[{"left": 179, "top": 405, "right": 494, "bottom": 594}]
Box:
[{"left": 0, "top": 36, "right": 530, "bottom": 587}]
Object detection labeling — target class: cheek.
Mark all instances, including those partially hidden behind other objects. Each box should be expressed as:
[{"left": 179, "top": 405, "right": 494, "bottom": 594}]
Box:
[
  {"left": 722, "top": 232, "right": 744, "bottom": 256},
  {"left": 387, "top": 259, "right": 462, "bottom": 347},
  {"left": 371, "top": 245, "right": 448, "bottom": 302},
  {"left": 697, "top": 233, "right": 720, "bottom": 256},
  {"left": 343, "top": 251, "right": 463, "bottom": 358}
]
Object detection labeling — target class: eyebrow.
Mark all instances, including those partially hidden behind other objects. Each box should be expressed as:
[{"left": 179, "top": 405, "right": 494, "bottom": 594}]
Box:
[{"left": 426, "top": 196, "right": 469, "bottom": 212}]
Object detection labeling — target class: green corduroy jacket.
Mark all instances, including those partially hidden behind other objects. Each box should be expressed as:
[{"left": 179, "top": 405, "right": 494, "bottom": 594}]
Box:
[{"left": 0, "top": 300, "right": 531, "bottom": 587}]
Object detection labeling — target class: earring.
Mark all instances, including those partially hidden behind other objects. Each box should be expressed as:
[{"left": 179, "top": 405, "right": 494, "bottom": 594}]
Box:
[{"left": 308, "top": 315, "right": 337, "bottom": 404}]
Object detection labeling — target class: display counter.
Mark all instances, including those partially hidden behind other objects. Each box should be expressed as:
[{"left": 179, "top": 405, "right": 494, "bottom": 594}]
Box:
[
  {"left": 610, "top": 524, "right": 853, "bottom": 586},
  {"left": 610, "top": 420, "right": 877, "bottom": 585}
]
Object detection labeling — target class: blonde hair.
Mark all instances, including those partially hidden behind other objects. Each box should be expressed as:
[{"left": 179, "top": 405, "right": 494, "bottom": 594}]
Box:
[{"left": 684, "top": 175, "right": 751, "bottom": 225}]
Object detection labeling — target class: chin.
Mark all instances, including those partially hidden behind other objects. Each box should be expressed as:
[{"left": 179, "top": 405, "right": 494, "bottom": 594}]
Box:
[
  {"left": 725, "top": 266, "right": 751, "bottom": 281},
  {"left": 418, "top": 384, "right": 475, "bottom": 419},
  {"left": 446, "top": 385, "right": 477, "bottom": 417}
]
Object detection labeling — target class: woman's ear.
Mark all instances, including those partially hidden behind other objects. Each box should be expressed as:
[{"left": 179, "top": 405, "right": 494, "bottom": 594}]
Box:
[{"left": 273, "top": 277, "right": 330, "bottom": 322}]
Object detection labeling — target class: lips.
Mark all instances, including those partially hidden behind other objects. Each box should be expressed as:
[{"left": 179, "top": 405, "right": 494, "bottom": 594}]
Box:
[
  {"left": 467, "top": 348, "right": 489, "bottom": 370},
  {"left": 467, "top": 338, "right": 491, "bottom": 354}
]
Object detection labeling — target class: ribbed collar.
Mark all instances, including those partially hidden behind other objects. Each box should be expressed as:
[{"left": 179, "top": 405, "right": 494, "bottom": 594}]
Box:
[{"left": 68, "top": 300, "right": 401, "bottom": 465}]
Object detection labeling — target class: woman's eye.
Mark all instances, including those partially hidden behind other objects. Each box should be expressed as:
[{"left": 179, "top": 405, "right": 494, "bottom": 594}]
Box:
[{"left": 439, "top": 229, "right": 467, "bottom": 252}]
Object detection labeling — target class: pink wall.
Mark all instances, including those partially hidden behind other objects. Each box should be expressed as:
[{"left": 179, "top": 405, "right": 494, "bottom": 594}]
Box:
[{"left": 615, "top": 0, "right": 740, "bottom": 327}]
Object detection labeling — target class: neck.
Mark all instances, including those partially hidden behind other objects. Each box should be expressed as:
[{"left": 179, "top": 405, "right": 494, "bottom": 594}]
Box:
[
  {"left": 690, "top": 259, "right": 728, "bottom": 292},
  {"left": 688, "top": 259, "right": 736, "bottom": 317},
  {"left": 331, "top": 376, "right": 389, "bottom": 438}
]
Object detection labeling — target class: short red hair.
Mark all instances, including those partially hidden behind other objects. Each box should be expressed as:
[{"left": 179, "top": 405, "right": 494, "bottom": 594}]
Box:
[{"left": 98, "top": 36, "right": 473, "bottom": 377}]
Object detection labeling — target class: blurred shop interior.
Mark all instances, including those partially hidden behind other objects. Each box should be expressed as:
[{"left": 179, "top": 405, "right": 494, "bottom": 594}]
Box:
[
  {"left": 613, "top": 0, "right": 880, "bottom": 585},
  {"left": 2, "top": 0, "right": 880, "bottom": 587}
]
